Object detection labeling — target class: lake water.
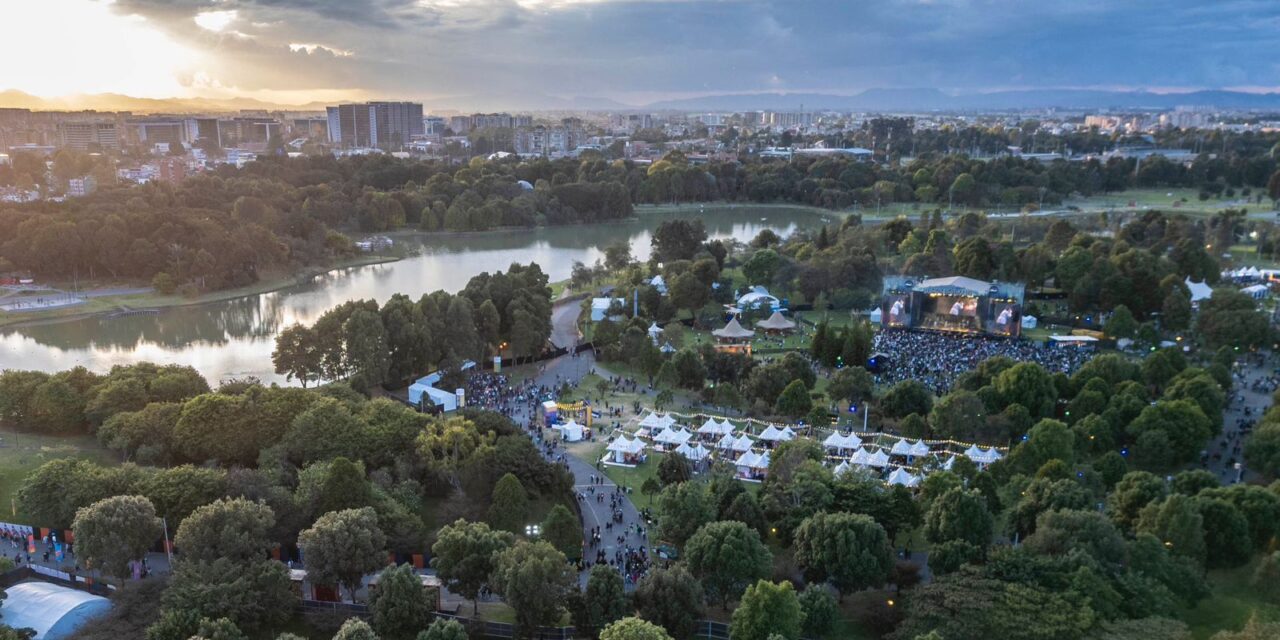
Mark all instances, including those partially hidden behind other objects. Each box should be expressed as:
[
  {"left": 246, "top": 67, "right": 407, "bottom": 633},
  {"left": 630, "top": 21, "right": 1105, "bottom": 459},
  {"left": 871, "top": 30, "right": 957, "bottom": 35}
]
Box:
[{"left": 0, "top": 206, "right": 834, "bottom": 385}]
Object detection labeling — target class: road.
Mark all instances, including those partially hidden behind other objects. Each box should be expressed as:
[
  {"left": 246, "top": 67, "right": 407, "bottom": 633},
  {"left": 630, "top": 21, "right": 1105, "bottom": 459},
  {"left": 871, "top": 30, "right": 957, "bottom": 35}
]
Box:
[
  {"left": 1204, "top": 354, "right": 1276, "bottom": 483},
  {"left": 549, "top": 298, "right": 584, "bottom": 350}
]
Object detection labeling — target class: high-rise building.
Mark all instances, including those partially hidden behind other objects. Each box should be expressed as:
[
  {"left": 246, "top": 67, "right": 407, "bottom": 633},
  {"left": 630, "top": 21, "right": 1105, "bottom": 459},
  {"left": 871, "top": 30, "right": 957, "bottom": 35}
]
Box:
[
  {"left": 59, "top": 121, "right": 118, "bottom": 151},
  {"left": 130, "top": 119, "right": 187, "bottom": 148},
  {"left": 327, "top": 102, "right": 423, "bottom": 149}
]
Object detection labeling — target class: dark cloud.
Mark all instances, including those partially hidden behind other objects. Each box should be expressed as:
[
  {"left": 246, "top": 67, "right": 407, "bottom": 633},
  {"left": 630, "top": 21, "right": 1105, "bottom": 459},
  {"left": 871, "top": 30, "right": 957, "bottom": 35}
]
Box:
[{"left": 109, "top": 0, "right": 1280, "bottom": 101}]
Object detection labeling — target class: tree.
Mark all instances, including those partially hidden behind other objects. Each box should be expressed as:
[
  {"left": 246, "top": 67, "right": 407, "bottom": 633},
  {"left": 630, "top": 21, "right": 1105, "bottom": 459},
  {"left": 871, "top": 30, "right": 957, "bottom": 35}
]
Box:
[
  {"left": 1196, "top": 289, "right": 1270, "bottom": 349},
  {"left": 798, "top": 585, "right": 838, "bottom": 639},
  {"left": 993, "top": 362, "right": 1057, "bottom": 419},
  {"left": 1200, "top": 484, "right": 1280, "bottom": 550},
  {"left": 954, "top": 237, "right": 996, "bottom": 280},
  {"left": 1209, "top": 616, "right": 1280, "bottom": 640},
  {"left": 162, "top": 558, "right": 293, "bottom": 634},
  {"left": 191, "top": 617, "right": 247, "bottom": 640},
  {"left": 1107, "top": 471, "right": 1168, "bottom": 533},
  {"left": 1252, "top": 552, "right": 1280, "bottom": 604},
  {"left": 369, "top": 564, "right": 432, "bottom": 640},
  {"left": 652, "top": 219, "right": 707, "bottom": 262},
  {"left": 1127, "top": 400, "right": 1214, "bottom": 470},
  {"left": 775, "top": 379, "right": 813, "bottom": 418},
  {"left": 793, "top": 512, "right": 893, "bottom": 599},
  {"left": 272, "top": 324, "right": 321, "bottom": 387},
  {"left": 431, "top": 519, "right": 514, "bottom": 614},
  {"left": 489, "top": 473, "right": 530, "bottom": 534},
  {"left": 578, "top": 565, "right": 630, "bottom": 639},
  {"left": 1105, "top": 305, "right": 1138, "bottom": 339},
  {"left": 929, "top": 390, "right": 987, "bottom": 441},
  {"left": 1023, "top": 509, "right": 1127, "bottom": 569},
  {"left": 175, "top": 497, "right": 275, "bottom": 564},
  {"left": 73, "top": 495, "right": 163, "bottom": 582},
  {"left": 924, "top": 488, "right": 993, "bottom": 548},
  {"left": 730, "top": 580, "right": 803, "bottom": 640},
  {"left": 880, "top": 380, "right": 932, "bottom": 419},
  {"left": 743, "top": 249, "right": 782, "bottom": 286},
  {"left": 490, "top": 540, "right": 576, "bottom": 633},
  {"left": 1137, "top": 495, "right": 1206, "bottom": 564},
  {"left": 683, "top": 520, "right": 772, "bottom": 607},
  {"left": 1162, "top": 285, "right": 1192, "bottom": 332},
  {"left": 542, "top": 504, "right": 582, "bottom": 560},
  {"left": 633, "top": 566, "right": 703, "bottom": 640},
  {"left": 1192, "top": 497, "right": 1251, "bottom": 569},
  {"left": 1245, "top": 423, "right": 1280, "bottom": 479},
  {"left": 600, "top": 617, "right": 673, "bottom": 640},
  {"left": 332, "top": 619, "right": 380, "bottom": 640},
  {"left": 826, "top": 367, "right": 873, "bottom": 406},
  {"left": 655, "top": 482, "right": 716, "bottom": 547},
  {"left": 416, "top": 618, "right": 468, "bottom": 640},
  {"left": 298, "top": 508, "right": 387, "bottom": 602},
  {"left": 669, "top": 272, "right": 710, "bottom": 317},
  {"left": 658, "top": 452, "right": 692, "bottom": 485},
  {"left": 343, "top": 308, "right": 391, "bottom": 388}
]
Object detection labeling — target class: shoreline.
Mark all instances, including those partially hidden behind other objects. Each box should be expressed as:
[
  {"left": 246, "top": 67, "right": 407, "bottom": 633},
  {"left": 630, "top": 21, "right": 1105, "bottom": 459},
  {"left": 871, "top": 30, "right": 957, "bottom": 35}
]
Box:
[{"left": 0, "top": 254, "right": 401, "bottom": 330}]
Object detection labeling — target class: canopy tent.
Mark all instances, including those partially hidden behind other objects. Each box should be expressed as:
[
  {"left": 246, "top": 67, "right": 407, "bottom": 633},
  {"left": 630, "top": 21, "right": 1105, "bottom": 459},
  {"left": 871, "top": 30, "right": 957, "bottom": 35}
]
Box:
[
  {"left": 606, "top": 436, "right": 647, "bottom": 464},
  {"left": 869, "top": 307, "right": 883, "bottom": 324},
  {"left": 940, "top": 455, "right": 957, "bottom": 470},
  {"left": 1184, "top": 277, "right": 1213, "bottom": 303},
  {"left": 833, "top": 460, "right": 852, "bottom": 476},
  {"left": 675, "top": 442, "right": 711, "bottom": 462},
  {"left": 1242, "top": 284, "right": 1270, "bottom": 299},
  {"left": 716, "top": 432, "right": 738, "bottom": 450},
  {"left": 890, "top": 439, "right": 913, "bottom": 456},
  {"left": 850, "top": 447, "right": 890, "bottom": 468},
  {"left": 0, "top": 582, "right": 111, "bottom": 640},
  {"left": 758, "top": 425, "right": 795, "bottom": 442},
  {"left": 756, "top": 311, "right": 796, "bottom": 332},
  {"left": 712, "top": 317, "right": 756, "bottom": 341},
  {"left": 554, "top": 419, "right": 585, "bottom": 442},
  {"left": 908, "top": 440, "right": 931, "bottom": 457},
  {"left": 964, "top": 444, "right": 1003, "bottom": 464},
  {"left": 653, "top": 427, "right": 692, "bottom": 447},
  {"left": 823, "top": 431, "right": 862, "bottom": 452},
  {"left": 737, "top": 286, "right": 779, "bottom": 309},
  {"left": 887, "top": 468, "right": 921, "bottom": 487},
  {"left": 735, "top": 450, "right": 771, "bottom": 471},
  {"left": 638, "top": 412, "right": 676, "bottom": 430},
  {"left": 697, "top": 417, "right": 735, "bottom": 437},
  {"left": 647, "top": 322, "right": 663, "bottom": 344},
  {"left": 730, "top": 434, "right": 755, "bottom": 452}
]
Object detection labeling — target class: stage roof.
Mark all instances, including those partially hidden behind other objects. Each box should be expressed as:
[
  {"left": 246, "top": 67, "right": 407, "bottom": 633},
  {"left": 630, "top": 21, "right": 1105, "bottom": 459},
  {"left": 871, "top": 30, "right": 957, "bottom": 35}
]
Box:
[{"left": 883, "top": 275, "right": 1025, "bottom": 303}]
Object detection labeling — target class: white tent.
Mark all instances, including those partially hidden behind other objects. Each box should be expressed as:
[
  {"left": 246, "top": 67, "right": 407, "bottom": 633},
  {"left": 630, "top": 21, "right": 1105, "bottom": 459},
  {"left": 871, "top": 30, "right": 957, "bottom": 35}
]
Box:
[
  {"left": 648, "top": 322, "right": 663, "bottom": 344},
  {"left": 638, "top": 412, "right": 676, "bottom": 430},
  {"left": 675, "top": 442, "right": 711, "bottom": 462},
  {"left": 716, "top": 432, "right": 739, "bottom": 450},
  {"left": 697, "top": 417, "right": 735, "bottom": 437},
  {"left": 759, "top": 425, "right": 796, "bottom": 442},
  {"left": 824, "top": 431, "right": 862, "bottom": 452},
  {"left": 607, "top": 436, "right": 646, "bottom": 464},
  {"left": 851, "top": 447, "right": 890, "bottom": 468},
  {"left": 1022, "top": 315, "right": 1038, "bottom": 329},
  {"left": 908, "top": 440, "right": 932, "bottom": 457},
  {"left": 654, "top": 427, "right": 692, "bottom": 447},
  {"left": 1184, "top": 277, "right": 1213, "bottom": 303},
  {"left": 730, "top": 434, "right": 755, "bottom": 452},
  {"left": 0, "top": 582, "right": 111, "bottom": 640},
  {"left": 737, "top": 286, "right": 779, "bottom": 309},
  {"left": 555, "top": 419, "right": 585, "bottom": 442},
  {"left": 890, "top": 439, "right": 913, "bottom": 456},
  {"left": 887, "top": 468, "right": 920, "bottom": 487},
  {"left": 867, "top": 448, "right": 890, "bottom": 468},
  {"left": 965, "top": 444, "right": 1003, "bottom": 464},
  {"left": 735, "top": 451, "right": 762, "bottom": 471},
  {"left": 833, "top": 460, "right": 852, "bottom": 476},
  {"left": 869, "top": 307, "right": 883, "bottom": 324},
  {"left": 940, "top": 455, "right": 956, "bottom": 470},
  {"left": 1242, "top": 284, "right": 1270, "bottom": 299}
]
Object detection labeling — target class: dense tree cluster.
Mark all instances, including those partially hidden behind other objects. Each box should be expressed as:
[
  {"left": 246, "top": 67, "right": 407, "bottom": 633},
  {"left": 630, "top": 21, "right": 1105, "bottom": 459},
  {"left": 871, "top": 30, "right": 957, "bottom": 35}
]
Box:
[{"left": 273, "top": 263, "right": 553, "bottom": 388}]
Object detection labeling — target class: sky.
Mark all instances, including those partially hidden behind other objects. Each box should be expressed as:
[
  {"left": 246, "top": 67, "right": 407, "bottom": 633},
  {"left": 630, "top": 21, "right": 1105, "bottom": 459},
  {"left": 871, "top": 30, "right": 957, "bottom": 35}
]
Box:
[{"left": 5, "top": 0, "right": 1280, "bottom": 106}]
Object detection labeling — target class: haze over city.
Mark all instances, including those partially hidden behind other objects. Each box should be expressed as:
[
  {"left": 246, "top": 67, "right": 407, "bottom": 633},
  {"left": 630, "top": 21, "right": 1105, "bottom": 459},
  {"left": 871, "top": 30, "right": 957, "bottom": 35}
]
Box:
[{"left": 7, "top": 0, "right": 1280, "bottom": 110}]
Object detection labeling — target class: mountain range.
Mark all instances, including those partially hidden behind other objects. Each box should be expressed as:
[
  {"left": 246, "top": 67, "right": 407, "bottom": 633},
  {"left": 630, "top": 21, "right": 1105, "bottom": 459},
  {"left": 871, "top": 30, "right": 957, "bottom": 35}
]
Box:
[{"left": 3, "top": 87, "right": 1280, "bottom": 114}]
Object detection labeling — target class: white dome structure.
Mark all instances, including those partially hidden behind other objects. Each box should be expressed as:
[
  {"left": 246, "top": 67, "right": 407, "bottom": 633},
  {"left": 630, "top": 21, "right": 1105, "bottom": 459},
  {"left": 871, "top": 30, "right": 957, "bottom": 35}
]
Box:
[{"left": 0, "top": 581, "right": 112, "bottom": 640}]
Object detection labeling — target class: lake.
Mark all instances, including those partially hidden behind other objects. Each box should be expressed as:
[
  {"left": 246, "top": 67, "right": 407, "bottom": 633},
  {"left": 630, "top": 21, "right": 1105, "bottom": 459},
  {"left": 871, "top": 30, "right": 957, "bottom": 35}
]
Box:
[{"left": 0, "top": 205, "right": 834, "bottom": 385}]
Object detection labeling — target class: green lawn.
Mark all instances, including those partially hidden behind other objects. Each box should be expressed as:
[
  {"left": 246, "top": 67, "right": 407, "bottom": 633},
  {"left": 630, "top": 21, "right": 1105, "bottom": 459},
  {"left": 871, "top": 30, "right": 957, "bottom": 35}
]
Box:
[
  {"left": 1181, "top": 557, "right": 1280, "bottom": 639},
  {"left": 0, "top": 429, "right": 118, "bottom": 525},
  {"left": 598, "top": 450, "right": 664, "bottom": 511}
]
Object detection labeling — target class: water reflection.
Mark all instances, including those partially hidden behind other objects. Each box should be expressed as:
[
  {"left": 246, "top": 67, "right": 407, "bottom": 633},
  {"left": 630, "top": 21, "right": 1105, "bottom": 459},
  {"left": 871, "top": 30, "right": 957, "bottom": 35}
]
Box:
[{"left": 0, "top": 206, "right": 830, "bottom": 383}]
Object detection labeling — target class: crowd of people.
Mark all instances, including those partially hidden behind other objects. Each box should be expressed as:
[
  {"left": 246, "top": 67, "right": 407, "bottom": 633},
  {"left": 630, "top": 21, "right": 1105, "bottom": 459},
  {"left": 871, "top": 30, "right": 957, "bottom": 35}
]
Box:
[{"left": 871, "top": 329, "right": 1097, "bottom": 394}]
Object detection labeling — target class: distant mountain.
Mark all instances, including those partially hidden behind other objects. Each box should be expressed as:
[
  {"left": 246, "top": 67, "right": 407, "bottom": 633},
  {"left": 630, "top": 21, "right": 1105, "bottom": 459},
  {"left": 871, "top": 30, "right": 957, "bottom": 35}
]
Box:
[
  {"left": 644, "top": 88, "right": 1280, "bottom": 112},
  {"left": 421, "top": 92, "right": 633, "bottom": 112}
]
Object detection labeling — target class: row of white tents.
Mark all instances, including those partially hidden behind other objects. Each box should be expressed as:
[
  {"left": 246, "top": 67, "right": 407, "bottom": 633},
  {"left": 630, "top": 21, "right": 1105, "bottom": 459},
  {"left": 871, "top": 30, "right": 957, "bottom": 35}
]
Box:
[{"left": 617, "top": 412, "right": 1007, "bottom": 485}]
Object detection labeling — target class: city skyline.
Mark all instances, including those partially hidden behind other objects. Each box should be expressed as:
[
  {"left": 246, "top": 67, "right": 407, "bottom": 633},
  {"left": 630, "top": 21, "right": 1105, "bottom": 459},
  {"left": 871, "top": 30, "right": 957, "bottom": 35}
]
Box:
[{"left": 6, "top": 0, "right": 1280, "bottom": 108}]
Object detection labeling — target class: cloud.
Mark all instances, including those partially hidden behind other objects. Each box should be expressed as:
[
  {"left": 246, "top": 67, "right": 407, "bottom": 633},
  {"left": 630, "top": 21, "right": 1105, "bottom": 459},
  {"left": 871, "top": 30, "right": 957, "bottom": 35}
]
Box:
[{"left": 99, "top": 0, "right": 1280, "bottom": 102}]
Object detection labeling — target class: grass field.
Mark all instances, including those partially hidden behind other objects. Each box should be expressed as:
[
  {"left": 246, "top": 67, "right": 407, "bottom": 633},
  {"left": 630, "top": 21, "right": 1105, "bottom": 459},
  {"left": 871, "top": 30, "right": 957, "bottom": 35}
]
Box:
[
  {"left": 0, "top": 428, "right": 117, "bottom": 524},
  {"left": 1181, "top": 557, "right": 1280, "bottom": 639}
]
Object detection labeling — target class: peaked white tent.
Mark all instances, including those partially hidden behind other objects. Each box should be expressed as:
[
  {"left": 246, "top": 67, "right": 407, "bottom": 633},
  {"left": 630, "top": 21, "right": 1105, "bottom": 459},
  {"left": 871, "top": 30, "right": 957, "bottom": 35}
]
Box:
[
  {"left": 1184, "top": 277, "right": 1213, "bottom": 303},
  {"left": 890, "top": 439, "right": 913, "bottom": 456},
  {"left": 964, "top": 444, "right": 1003, "bottom": 464},
  {"left": 554, "top": 419, "right": 584, "bottom": 442},
  {"left": 638, "top": 412, "right": 676, "bottom": 430},
  {"left": 697, "top": 417, "right": 735, "bottom": 437},
  {"left": 730, "top": 435, "right": 755, "bottom": 452},
  {"left": 607, "top": 436, "right": 646, "bottom": 464},
  {"left": 908, "top": 440, "right": 932, "bottom": 457},
  {"left": 851, "top": 447, "right": 890, "bottom": 468},
  {"left": 823, "top": 431, "right": 862, "bottom": 452},
  {"left": 716, "top": 432, "right": 738, "bottom": 450},
  {"left": 675, "top": 442, "right": 711, "bottom": 462},
  {"left": 867, "top": 448, "right": 891, "bottom": 468},
  {"left": 654, "top": 427, "right": 692, "bottom": 448},
  {"left": 758, "top": 425, "right": 795, "bottom": 442},
  {"left": 833, "top": 460, "right": 852, "bottom": 476},
  {"left": 887, "top": 468, "right": 920, "bottom": 487}
]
